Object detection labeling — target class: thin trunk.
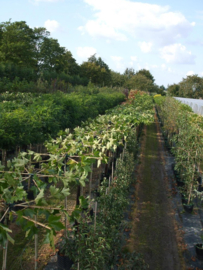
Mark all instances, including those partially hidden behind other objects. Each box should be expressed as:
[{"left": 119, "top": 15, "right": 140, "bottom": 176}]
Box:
[{"left": 2, "top": 149, "right": 7, "bottom": 168}]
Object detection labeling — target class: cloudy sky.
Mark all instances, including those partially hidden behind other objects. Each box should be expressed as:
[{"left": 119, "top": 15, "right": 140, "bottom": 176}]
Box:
[{"left": 1, "top": 0, "right": 203, "bottom": 86}]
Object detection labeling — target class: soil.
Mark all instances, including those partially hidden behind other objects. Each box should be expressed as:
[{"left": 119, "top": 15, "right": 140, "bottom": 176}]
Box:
[{"left": 128, "top": 113, "right": 185, "bottom": 270}]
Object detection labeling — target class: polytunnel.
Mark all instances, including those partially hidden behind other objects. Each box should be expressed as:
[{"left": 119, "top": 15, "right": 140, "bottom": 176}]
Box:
[{"left": 174, "top": 97, "right": 203, "bottom": 116}]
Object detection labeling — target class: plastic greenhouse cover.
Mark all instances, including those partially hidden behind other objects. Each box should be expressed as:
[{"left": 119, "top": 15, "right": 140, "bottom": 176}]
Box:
[{"left": 174, "top": 97, "right": 203, "bottom": 116}]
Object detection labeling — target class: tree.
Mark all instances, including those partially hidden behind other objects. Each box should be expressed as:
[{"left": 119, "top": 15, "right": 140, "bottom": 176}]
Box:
[
  {"left": 0, "top": 20, "right": 37, "bottom": 69},
  {"left": 39, "top": 37, "right": 66, "bottom": 73},
  {"left": 110, "top": 71, "right": 125, "bottom": 87},
  {"left": 123, "top": 68, "right": 135, "bottom": 79},
  {"left": 179, "top": 75, "right": 203, "bottom": 98},
  {"left": 81, "top": 54, "right": 111, "bottom": 86},
  {"left": 135, "top": 69, "right": 155, "bottom": 83},
  {"left": 61, "top": 50, "right": 80, "bottom": 76},
  {"left": 167, "top": 84, "right": 180, "bottom": 97},
  {"left": 124, "top": 73, "right": 155, "bottom": 92}
]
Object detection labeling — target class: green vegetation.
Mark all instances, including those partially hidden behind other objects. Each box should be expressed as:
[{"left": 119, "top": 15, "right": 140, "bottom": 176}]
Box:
[
  {"left": 0, "top": 90, "right": 125, "bottom": 152},
  {"left": 167, "top": 74, "right": 203, "bottom": 98},
  {"left": 0, "top": 20, "right": 163, "bottom": 93},
  {"left": 154, "top": 96, "right": 203, "bottom": 205},
  {"left": 0, "top": 92, "right": 154, "bottom": 269}
]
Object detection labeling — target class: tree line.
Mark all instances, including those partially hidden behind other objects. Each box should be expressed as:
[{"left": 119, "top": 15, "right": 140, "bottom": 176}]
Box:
[
  {"left": 167, "top": 75, "right": 203, "bottom": 98},
  {"left": 0, "top": 20, "right": 165, "bottom": 93}
]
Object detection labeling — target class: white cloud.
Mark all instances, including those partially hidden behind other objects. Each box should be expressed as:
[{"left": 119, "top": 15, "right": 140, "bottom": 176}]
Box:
[
  {"left": 160, "top": 43, "right": 195, "bottom": 64},
  {"left": 31, "top": 0, "right": 62, "bottom": 4},
  {"left": 111, "top": 56, "right": 124, "bottom": 71},
  {"left": 161, "top": 64, "right": 166, "bottom": 70},
  {"left": 78, "top": 21, "right": 127, "bottom": 41},
  {"left": 186, "top": 70, "right": 195, "bottom": 76},
  {"left": 151, "top": 64, "right": 158, "bottom": 68},
  {"left": 130, "top": 56, "right": 137, "bottom": 62},
  {"left": 139, "top": 42, "right": 152, "bottom": 53},
  {"left": 77, "top": 47, "right": 97, "bottom": 61},
  {"left": 44, "top": 20, "right": 60, "bottom": 32},
  {"left": 80, "top": 0, "right": 193, "bottom": 45}
]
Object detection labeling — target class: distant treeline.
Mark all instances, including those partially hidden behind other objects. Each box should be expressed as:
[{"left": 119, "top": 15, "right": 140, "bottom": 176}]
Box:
[{"left": 0, "top": 20, "right": 165, "bottom": 94}]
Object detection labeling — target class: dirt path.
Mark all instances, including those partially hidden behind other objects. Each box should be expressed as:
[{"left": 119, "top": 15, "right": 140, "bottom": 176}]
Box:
[{"left": 129, "top": 114, "right": 185, "bottom": 270}]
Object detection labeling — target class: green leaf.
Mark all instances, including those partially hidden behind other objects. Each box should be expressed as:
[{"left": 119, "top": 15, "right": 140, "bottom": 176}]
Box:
[
  {"left": 6, "top": 233, "right": 14, "bottom": 244},
  {"left": 48, "top": 215, "right": 65, "bottom": 231},
  {"left": 0, "top": 223, "right": 12, "bottom": 233},
  {"left": 61, "top": 187, "right": 70, "bottom": 197},
  {"left": 35, "top": 189, "right": 44, "bottom": 204}
]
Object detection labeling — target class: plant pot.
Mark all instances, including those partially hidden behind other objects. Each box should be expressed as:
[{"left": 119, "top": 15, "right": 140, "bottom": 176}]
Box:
[
  {"left": 57, "top": 252, "right": 74, "bottom": 270},
  {"left": 195, "top": 244, "right": 203, "bottom": 260},
  {"left": 183, "top": 203, "right": 194, "bottom": 213}
]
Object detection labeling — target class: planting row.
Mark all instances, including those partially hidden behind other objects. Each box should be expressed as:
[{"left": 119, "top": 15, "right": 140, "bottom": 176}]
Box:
[
  {"left": 154, "top": 96, "right": 203, "bottom": 209},
  {"left": 0, "top": 91, "right": 154, "bottom": 269},
  {"left": 0, "top": 90, "right": 125, "bottom": 154}
]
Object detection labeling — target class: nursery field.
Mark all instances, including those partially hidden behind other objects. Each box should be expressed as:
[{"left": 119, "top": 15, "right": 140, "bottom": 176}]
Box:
[
  {"left": 0, "top": 91, "right": 154, "bottom": 270},
  {"left": 0, "top": 90, "right": 125, "bottom": 166},
  {"left": 1, "top": 91, "right": 203, "bottom": 270}
]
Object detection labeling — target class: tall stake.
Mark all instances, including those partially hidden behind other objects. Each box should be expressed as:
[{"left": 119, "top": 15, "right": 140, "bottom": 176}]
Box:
[
  {"left": 2, "top": 240, "right": 8, "bottom": 270},
  {"left": 64, "top": 156, "right": 67, "bottom": 237},
  {"left": 112, "top": 152, "right": 114, "bottom": 180},
  {"left": 35, "top": 215, "right": 38, "bottom": 270},
  {"left": 89, "top": 162, "right": 93, "bottom": 204},
  {"left": 94, "top": 202, "right": 97, "bottom": 231}
]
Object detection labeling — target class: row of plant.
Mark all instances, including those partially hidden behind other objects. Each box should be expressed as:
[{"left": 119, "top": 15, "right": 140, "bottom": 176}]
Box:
[
  {"left": 59, "top": 149, "right": 148, "bottom": 270},
  {"left": 0, "top": 90, "right": 125, "bottom": 160},
  {"left": 0, "top": 91, "right": 154, "bottom": 269},
  {"left": 154, "top": 95, "right": 203, "bottom": 209}
]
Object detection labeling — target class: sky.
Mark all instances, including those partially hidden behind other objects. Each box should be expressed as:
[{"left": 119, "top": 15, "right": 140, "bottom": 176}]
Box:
[{"left": 1, "top": 0, "right": 203, "bottom": 87}]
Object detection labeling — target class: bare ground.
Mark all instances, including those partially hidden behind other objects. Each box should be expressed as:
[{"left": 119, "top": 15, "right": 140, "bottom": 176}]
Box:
[{"left": 128, "top": 113, "right": 186, "bottom": 270}]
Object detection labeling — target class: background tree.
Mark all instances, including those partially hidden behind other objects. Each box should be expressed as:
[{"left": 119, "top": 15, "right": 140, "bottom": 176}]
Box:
[
  {"left": 124, "top": 73, "right": 155, "bottom": 92},
  {"left": 0, "top": 20, "right": 37, "bottom": 69},
  {"left": 39, "top": 37, "right": 66, "bottom": 73},
  {"left": 135, "top": 69, "right": 155, "bottom": 83},
  {"left": 123, "top": 68, "right": 135, "bottom": 79},
  {"left": 80, "top": 54, "right": 111, "bottom": 86},
  {"left": 179, "top": 75, "right": 203, "bottom": 98},
  {"left": 110, "top": 71, "right": 125, "bottom": 87},
  {"left": 167, "top": 84, "right": 180, "bottom": 97},
  {"left": 61, "top": 50, "right": 80, "bottom": 76}
]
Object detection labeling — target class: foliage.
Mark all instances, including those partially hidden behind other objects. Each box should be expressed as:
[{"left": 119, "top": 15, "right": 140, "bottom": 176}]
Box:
[
  {"left": 0, "top": 91, "right": 125, "bottom": 150},
  {"left": 0, "top": 93, "right": 154, "bottom": 253},
  {"left": 167, "top": 75, "right": 203, "bottom": 98},
  {"left": 80, "top": 54, "right": 111, "bottom": 86},
  {"left": 154, "top": 96, "right": 203, "bottom": 204},
  {"left": 179, "top": 75, "right": 203, "bottom": 98}
]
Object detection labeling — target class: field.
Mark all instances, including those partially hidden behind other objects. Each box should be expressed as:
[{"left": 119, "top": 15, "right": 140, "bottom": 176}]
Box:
[{"left": 1, "top": 91, "right": 203, "bottom": 270}]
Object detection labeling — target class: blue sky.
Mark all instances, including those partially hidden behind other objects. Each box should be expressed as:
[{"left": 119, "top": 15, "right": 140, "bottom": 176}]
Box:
[{"left": 1, "top": 0, "right": 203, "bottom": 87}]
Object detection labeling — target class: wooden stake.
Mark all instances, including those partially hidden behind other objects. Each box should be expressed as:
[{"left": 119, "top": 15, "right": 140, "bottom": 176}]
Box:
[
  {"left": 112, "top": 155, "right": 114, "bottom": 180},
  {"left": 94, "top": 202, "right": 97, "bottom": 231},
  {"left": 89, "top": 163, "right": 93, "bottom": 203},
  {"left": 2, "top": 240, "right": 8, "bottom": 270},
  {"left": 35, "top": 215, "right": 38, "bottom": 270}
]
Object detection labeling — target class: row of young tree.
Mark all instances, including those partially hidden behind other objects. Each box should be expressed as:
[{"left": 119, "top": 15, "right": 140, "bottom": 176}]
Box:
[
  {"left": 167, "top": 75, "right": 203, "bottom": 99},
  {"left": 0, "top": 20, "right": 165, "bottom": 93}
]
